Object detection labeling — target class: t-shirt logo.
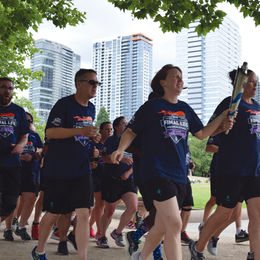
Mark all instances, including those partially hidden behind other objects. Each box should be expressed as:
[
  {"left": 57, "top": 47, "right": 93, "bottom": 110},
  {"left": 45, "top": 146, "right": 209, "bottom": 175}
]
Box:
[
  {"left": 0, "top": 113, "right": 16, "bottom": 138},
  {"left": 51, "top": 117, "right": 62, "bottom": 127},
  {"left": 73, "top": 116, "right": 93, "bottom": 147},
  {"left": 246, "top": 110, "right": 260, "bottom": 139},
  {"left": 159, "top": 110, "right": 188, "bottom": 144},
  {"left": 23, "top": 141, "right": 35, "bottom": 154}
]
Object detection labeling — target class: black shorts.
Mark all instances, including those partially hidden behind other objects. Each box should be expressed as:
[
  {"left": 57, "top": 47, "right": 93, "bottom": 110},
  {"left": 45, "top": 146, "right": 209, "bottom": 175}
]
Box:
[
  {"left": 39, "top": 168, "right": 45, "bottom": 191},
  {"left": 216, "top": 174, "right": 260, "bottom": 208},
  {"left": 141, "top": 177, "right": 187, "bottom": 211},
  {"left": 43, "top": 174, "right": 94, "bottom": 214},
  {"left": 20, "top": 165, "right": 38, "bottom": 195},
  {"left": 0, "top": 166, "right": 21, "bottom": 217},
  {"left": 182, "top": 181, "right": 194, "bottom": 208},
  {"left": 210, "top": 171, "right": 217, "bottom": 197},
  {"left": 101, "top": 177, "right": 137, "bottom": 203},
  {"left": 92, "top": 175, "right": 102, "bottom": 193},
  {"left": 138, "top": 183, "right": 154, "bottom": 212}
]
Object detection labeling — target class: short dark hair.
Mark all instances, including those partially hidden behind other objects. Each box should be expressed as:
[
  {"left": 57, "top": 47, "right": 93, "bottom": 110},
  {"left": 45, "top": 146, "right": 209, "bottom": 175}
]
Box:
[
  {"left": 100, "top": 121, "right": 111, "bottom": 130},
  {"left": 0, "top": 77, "right": 14, "bottom": 84},
  {"left": 151, "top": 64, "right": 182, "bottom": 97},
  {"left": 74, "top": 69, "right": 97, "bottom": 84},
  {"left": 113, "top": 116, "right": 125, "bottom": 132},
  {"left": 25, "top": 112, "right": 33, "bottom": 123},
  {"left": 229, "top": 69, "right": 253, "bottom": 86}
]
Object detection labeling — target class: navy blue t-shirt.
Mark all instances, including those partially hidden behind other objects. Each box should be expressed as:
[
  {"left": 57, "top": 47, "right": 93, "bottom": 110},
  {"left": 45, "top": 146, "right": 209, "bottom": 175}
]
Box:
[
  {"left": 211, "top": 97, "right": 260, "bottom": 177},
  {"left": 91, "top": 141, "right": 105, "bottom": 179},
  {"left": 206, "top": 135, "right": 220, "bottom": 176},
  {"left": 103, "top": 134, "right": 132, "bottom": 179},
  {"left": 0, "top": 103, "right": 30, "bottom": 167},
  {"left": 128, "top": 98, "right": 203, "bottom": 184},
  {"left": 44, "top": 95, "right": 95, "bottom": 179},
  {"left": 21, "top": 130, "right": 43, "bottom": 178}
]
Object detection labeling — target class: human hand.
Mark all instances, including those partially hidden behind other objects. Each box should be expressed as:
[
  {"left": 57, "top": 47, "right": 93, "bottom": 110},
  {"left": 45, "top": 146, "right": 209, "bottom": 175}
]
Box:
[
  {"left": 80, "top": 126, "right": 98, "bottom": 138},
  {"left": 11, "top": 144, "right": 24, "bottom": 154}
]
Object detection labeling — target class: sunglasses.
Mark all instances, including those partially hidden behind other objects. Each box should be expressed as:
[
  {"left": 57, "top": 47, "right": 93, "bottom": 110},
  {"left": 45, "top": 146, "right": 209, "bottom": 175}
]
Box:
[
  {"left": 0, "top": 85, "right": 14, "bottom": 91},
  {"left": 77, "top": 80, "right": 102, "bottom": 86}
]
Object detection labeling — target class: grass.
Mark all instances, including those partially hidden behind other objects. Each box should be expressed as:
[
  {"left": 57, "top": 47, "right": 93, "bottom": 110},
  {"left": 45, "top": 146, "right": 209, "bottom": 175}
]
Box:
[{"left": 191, "top": 184, "right": 211, "bottom": 209}]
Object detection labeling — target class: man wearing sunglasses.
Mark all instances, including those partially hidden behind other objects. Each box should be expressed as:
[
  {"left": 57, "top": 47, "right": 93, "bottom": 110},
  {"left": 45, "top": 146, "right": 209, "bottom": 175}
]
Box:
[
  {"left": 32, "top": 69, "right": 100, "bottom": 260},
  {"left": 0, "top": 77, "right": 30, "bottom": 226}
]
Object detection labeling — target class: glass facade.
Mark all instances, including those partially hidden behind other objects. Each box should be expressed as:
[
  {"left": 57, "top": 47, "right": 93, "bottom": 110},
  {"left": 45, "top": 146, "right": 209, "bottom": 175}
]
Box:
[
  {"left": 29, "top": 39, "right": 80, "bottom": 122},
  {"left": 176, "top": 17, "right": 241, "bottom": 124},
  {"left": 92, "top": 33, "right": 153, "bottom": 121}
]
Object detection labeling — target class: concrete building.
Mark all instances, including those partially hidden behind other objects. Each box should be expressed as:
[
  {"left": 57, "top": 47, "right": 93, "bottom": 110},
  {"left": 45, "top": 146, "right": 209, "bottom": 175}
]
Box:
[
  {"left": 29, "top": 39, "right": 80, "bottom": 122},
  {"left": 176, "top": 17, "right": 241, "bottom": 124},
  {"left": 92, "top": 33, "right": 153, "bottom": 121}
]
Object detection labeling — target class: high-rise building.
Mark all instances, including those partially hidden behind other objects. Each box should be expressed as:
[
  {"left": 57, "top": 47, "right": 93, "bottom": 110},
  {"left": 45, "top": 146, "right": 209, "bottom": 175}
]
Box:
[
  {"left": 29, "top": 39, "right": 80, "bottom": 122},
  {"left": 176, "top": 17, "right": 241, "bottom": 124},
  {"left": 92, "top": 33, "right": 153, "bottom": 121}
]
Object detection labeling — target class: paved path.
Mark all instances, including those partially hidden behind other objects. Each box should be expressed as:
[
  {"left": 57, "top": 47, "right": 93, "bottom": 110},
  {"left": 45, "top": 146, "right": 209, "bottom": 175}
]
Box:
[{"left": 0, "top": 209, "right": 250, "bottom": 260}]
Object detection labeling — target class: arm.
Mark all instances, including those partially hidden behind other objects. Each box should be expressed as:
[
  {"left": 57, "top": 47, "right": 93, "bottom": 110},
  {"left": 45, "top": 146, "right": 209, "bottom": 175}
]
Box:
[
  {"left": 111, "top": 128, "right": 137, "bottom": 164},
  {"left": 194, "top": 109, "right": 233, "bottom": 140},
  {"left": 11, "top": 134, "right": 29, "bottom": 154},
  {"left": 46, "top": 126, "right": 98, "bottom": 139},
  {"left": 205, "top": 144, "right": 219, "bottom": 153}
]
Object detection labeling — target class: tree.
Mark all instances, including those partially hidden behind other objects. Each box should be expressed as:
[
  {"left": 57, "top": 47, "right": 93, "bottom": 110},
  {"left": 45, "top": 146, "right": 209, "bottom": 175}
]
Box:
[
  {"left": 0, "top": 0, "right": 86, "bottom": 90},
  {"left": 13, "top": 97, "right": 45, "bottom": 140},
  {"left": 188, "top": 135, "right": 213, "bottom": 177},
  {"left": 95, "top": 107, "right": 110, "bottom": 128},
  {"left": 108, "top": 0, "right": 260, "bottom": 35}
]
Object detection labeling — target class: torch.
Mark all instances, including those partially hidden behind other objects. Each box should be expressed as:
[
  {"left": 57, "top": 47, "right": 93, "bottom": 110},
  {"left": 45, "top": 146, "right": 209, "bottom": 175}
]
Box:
[{"left": 226, "top": 62, "right": 249, "bottom": 134}]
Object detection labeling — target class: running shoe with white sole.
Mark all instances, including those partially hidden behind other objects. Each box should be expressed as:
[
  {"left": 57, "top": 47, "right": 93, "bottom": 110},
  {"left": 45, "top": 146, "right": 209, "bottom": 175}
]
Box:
[
  {"left": 111, "top": 229, "right": 125, "bottom": 247},
  {"left": 207, "top": 236, "right": 219, "bottom": 256},
  {"left": 189, "top": 240, "right": 205, "bottom": 260}
]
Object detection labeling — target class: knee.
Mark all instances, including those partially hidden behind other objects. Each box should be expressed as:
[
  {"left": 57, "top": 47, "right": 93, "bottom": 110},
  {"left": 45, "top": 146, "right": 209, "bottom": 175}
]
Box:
[
  {"left": 168, "top": 216, "right": 182, "bottom": 233},
  {"left": 104, "top": 205, "right": 115, "bottom": 219}
]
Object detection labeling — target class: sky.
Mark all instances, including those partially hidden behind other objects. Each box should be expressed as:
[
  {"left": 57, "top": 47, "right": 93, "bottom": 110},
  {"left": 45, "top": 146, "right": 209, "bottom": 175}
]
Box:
[{"left": 29, "top": 0, "right": 259, "bottom": 85}]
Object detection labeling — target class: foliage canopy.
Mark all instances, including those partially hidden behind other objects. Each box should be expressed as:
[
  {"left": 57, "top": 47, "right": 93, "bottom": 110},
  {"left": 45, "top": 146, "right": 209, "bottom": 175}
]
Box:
[{"left": 108, "top": 0, "right": 260, "bottom": 35}]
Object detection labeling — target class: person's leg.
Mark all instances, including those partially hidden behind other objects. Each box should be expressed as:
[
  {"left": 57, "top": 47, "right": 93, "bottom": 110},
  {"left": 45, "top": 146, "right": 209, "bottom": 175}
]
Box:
[
  {"left": 196, "top": 205, "right": 233, "bottom": 252},
  {"left": 202, "top": 196, "right": 216, "bottom": 225},
  {"left": 37, "top": 212, "right": 59, "bottom": 252},
  {"left": 19, "top": 192, "right": 37, "bottom": 227},
  {"left": 89, "top": 191, "right": 104, "bottom": 234},
  {"left": 75, "top": 208, "right": 90, "bottom": 260},
  {"left": 141, "top": 197, "right": 182, "bottom": 260},
  {"left": 33, "top": 191, "right": 44, "bottom": 224},
  {"left": 116, "top": 192, "right": 138, "bottom": 233},
  {"left": 181, "top": 206, "right": 192, "bottom": 232},
  {"left": 247, "top": 197, "right": 260, "bottom": 259},
  {"left": 57, "top": 213, "right": 72, "bottom": 242},
  {"left": 100, "top": 201, "right": 116, "bottom": 237}
]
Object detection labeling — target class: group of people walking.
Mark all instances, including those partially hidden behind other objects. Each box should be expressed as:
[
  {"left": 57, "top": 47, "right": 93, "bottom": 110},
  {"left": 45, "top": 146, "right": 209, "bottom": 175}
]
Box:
[{"left": 0, "top": 64, "right": 259, "bottom": 260}]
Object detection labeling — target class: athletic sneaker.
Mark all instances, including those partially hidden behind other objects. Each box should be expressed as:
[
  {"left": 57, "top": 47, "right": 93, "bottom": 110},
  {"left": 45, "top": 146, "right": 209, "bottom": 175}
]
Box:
[
  {"left": 247, "top": 252, "right": 254, "bottom": 260},
  {"left": 235, "top": 230, "right": 249, "bottom": 243},
  {"left": 207, "top": 236, "right": 219, "bottom": 256},
  {"left": 131, "top": 251, "right": 141, "bottom": 260},
  {"left": 90, "top": 227, "right": 96, "bottom": 238},
  {"left": 31, "top": 246, "right": 47, "bottom": 260},
  {"left": 11, "top": 217, "right": 18, "bottom": 232},
  {"left": 181, "top": 231, "right": 193, "bottom": 245},
  {"left": 198, "top": 223, "right": 204, "bottom": 233},
  {"left": 67, "top": 231, "right": 77, "bottom": 250},
  {"left": 126, "top": 231, "right": 139, "bottom": 255},
  {"left": 15, "top": 227, "right": 31, "bottom": 240},
  {"left": 50, "top": 228, "right": 60, "bottom": 240},
  {"left": 126, "top": 220, "right": 136, "bottom": 229},
  {"left": 31, "top": 223, "right": 39, "bottom": 240},
  {"left": 189, "top": 240, "right": 205, "bottom": 260},
  {"left": 57, "top": 241, "right": 69, "bottom": 255},
  {"left": 96, "top": 236, "right": 109, "bottom": 248},
  {"left": 111, "top": 229, "right": 125, "bottom": 247},
  {"left": 96, "top": 231, "right": 101, "bottom": 240},
  {"left": 134, "top": 211, "right": 143, "bottom": 229},
  {"left": 3, "top": 229, "right": 14, "bottom": 241}
]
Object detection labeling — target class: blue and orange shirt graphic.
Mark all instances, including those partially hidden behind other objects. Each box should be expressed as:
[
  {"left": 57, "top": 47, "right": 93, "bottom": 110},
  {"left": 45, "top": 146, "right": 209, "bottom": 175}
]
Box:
[{"left": 159, "top": 110, "right": 189, "bottom": 144}]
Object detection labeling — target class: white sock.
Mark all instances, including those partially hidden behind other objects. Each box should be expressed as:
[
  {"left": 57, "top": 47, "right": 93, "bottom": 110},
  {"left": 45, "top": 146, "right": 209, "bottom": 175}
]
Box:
[{"left": 236, "top": 227, "right": 242, "bottom": 235}]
